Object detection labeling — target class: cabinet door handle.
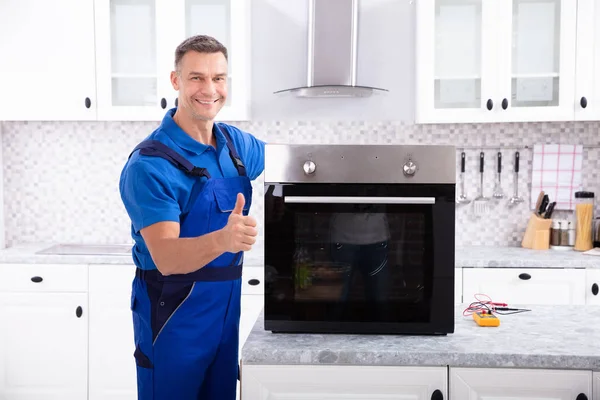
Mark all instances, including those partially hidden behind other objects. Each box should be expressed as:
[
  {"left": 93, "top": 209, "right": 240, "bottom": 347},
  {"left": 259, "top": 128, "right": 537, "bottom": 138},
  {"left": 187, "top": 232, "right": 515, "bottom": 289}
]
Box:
[
  {"left": 160, "top": 98, "right": 167, "bottom": 109},
  {"left": 76, "top": 306, "right": 83, "bottom": 318},
  {"left": 248, "top": 279, "right": 260, "bottom": 286},
  {"left": 486, "top": 99, "right": 493, "bottom": 110},
  {"left": 580, "top": 97, "right": 587, "bottom": 109},
  {"left": 431, "top": 389, "right": 444, "bottom": 400},
  {"left": 175, "top": 98, "right": 179, "bottom": 108},
  {"left": 592, "top": 283, "right": 599, "bottom": 296},
  {"left": 576, "top": 394, "right": 588, "bottom": 400},
  {"left": 501, "top": 98, "right": 508, "bottom": 110},
  {"left": 85, "top": 97, "right": 91, "bottom": 109},
  {"left": 31, "top": 276, "right": 43, "bottom": 283},
  {"left": 518, "top": 273, "right": 531, "bottom": 280}
]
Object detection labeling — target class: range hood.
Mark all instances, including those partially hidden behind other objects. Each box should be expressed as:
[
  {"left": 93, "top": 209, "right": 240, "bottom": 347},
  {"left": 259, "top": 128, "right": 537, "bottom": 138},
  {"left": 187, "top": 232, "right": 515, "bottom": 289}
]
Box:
[{"left": 274, "top": 0, "right": 389, "bottom": 98}]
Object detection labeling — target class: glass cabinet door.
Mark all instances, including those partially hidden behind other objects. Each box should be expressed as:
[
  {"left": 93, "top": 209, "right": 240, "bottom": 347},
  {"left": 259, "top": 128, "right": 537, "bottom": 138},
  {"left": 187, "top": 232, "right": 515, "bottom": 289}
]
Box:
[
  {"left": 496, "top": 0, "right": 576, "bottom": 121},
  {"left": 95, "top": 0, "right": 175, "bottom": 120},
  {"left": 416, "top": 0, "right": 498, "bottom": 123},
  {"left": 110, "top": 0, "right": 157, "bottom": 108}
]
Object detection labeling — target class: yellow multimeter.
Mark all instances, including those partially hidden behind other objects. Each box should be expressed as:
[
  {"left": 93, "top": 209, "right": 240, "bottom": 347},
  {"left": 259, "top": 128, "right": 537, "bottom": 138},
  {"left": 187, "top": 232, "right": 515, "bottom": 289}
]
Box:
[{"left": 473, "top": 311, "right": 500, "bottom": 327}]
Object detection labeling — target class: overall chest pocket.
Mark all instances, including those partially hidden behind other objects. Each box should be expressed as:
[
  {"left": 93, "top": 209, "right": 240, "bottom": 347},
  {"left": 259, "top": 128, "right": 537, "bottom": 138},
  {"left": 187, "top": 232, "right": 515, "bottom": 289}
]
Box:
[{"left": 209, "top": 188, "right": 252, "bottom": 232}]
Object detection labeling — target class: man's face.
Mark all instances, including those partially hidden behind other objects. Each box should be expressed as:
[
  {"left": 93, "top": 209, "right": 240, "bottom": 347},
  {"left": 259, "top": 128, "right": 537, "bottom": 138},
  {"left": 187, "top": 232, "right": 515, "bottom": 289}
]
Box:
[{"left": 171, "top": 51, "right": 228, "bottom": 121}]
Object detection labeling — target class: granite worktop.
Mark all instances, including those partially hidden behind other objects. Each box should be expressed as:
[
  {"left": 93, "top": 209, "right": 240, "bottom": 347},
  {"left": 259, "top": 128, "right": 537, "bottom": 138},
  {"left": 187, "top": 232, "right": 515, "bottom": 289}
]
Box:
[
  {"left": 0, "top": 242, "right": 598, "bottom": 269},
  {"left": 242, "top": 304, "right": 600, "bottom": 371},
  {"left": 455, "top": 245, "right": 600, "bottom": 268}
]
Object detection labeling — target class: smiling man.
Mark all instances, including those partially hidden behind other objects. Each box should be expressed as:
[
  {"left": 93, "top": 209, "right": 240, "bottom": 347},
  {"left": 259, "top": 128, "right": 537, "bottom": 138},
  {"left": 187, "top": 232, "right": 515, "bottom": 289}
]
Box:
[{"left": 119, "top": 35, "right": 265, "bottom": 400}]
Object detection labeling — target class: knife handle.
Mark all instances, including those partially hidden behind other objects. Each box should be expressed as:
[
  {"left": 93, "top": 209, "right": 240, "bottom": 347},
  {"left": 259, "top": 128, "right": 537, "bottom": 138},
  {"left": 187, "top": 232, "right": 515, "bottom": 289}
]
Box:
[
  {"left": 515, "top": 151, "right": 520, "bottom": 173},
  {"left": 480, "top": 152, "right": 484, "bottom": 173},
  {"left": 461, "top": 152, "right": 466, "bottom": 173},
  {"left": 497, "top": 152, "right": 502, "bottom": 173}
]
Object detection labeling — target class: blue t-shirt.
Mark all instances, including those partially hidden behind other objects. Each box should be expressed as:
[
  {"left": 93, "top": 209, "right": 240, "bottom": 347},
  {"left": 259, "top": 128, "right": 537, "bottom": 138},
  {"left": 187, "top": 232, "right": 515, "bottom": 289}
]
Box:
[{"left": 119, "top": 108, "right": 265, "bottom": 270}]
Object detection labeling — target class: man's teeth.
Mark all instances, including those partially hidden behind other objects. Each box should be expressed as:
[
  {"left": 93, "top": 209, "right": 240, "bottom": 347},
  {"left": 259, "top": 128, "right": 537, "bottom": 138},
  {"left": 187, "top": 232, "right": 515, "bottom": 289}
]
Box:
[{"left": 197, "top": 99, "right": 217, "bottom": 104}]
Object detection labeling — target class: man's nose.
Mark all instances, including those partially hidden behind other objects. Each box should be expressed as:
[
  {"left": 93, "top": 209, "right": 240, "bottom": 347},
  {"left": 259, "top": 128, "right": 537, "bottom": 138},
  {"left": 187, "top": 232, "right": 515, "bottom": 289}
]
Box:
[{"left": 201, "top": 80, "right": 216, "bottom": 95}]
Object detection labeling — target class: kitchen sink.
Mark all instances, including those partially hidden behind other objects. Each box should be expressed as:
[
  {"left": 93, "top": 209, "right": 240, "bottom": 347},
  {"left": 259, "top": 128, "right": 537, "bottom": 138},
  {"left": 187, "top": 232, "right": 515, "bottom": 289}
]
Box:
[{"left": 36, "top": 243, "right": 132, "bottom": 256}]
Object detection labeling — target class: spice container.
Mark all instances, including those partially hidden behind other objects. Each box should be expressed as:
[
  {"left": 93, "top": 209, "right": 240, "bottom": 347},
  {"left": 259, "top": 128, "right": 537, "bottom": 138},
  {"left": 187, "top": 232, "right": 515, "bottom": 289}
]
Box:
[
  {"left": 574, "top": 191, "right": 595, "bottom": 251},
  {"left": 550, "top": 219, "right": 574, "bottom": 250}
]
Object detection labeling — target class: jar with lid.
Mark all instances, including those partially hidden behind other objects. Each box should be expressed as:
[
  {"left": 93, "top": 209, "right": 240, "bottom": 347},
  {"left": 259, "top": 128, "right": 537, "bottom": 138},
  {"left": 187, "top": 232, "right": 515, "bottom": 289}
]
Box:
[{"left": 574, "top": 191, "right": 595, "bottom": 251}]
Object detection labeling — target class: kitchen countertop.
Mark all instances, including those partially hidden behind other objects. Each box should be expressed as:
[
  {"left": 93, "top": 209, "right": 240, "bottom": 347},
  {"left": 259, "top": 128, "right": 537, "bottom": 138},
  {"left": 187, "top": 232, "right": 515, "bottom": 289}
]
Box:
[
  {"left": 456, "top": 245, "right": 600, "bottom": 268},
  {"left": 0, "top": 243, "right": 597, "bottom": 269},
  {"left": 242, "top": 304, "right": 600, "bottom": 370}
]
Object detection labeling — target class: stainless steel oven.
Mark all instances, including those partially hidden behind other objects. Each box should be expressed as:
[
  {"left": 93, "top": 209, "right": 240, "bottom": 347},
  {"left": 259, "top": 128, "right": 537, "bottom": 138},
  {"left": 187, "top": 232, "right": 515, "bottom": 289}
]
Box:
[{"left": 263, "top": 144, "right": 456, "bottom": 335}]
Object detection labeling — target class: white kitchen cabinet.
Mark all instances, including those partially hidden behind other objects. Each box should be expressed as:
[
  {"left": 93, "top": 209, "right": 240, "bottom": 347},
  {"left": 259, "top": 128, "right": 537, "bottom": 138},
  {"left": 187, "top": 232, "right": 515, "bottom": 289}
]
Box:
[
  {"left": 594, "top": 372, "right": 600, "bottom": 400},
  {"left": 0, "top": 0, "right": 97, "bottom": 121},
  {"left": 88, "top": 264, "right": 137, "bottom": 400},
  {"left": 240, "top": 294, "right": 263, "bottom": 355},
  {"left": 450, "top": 367, "right": 592, "bottom": 400},
  {"left": 575, "top": 0, "right": 600, "bottom": 121},
  {"left": 455, "top": 268, "right": 462, "bottom": 304},
  {"left": 585, "top": 269, "right": 600, "bottom": 305},
  {"left": 462, "top": 268, "right": 586, "bottom": 305},
  {"left": 416, "top": 0, "right": 577, "bottom": 124},
  {"left": 240, "top": 266, "right": 264, "bottom": 359},
  {"left": 242, "top": 365, "right": 447, "bottom": 399},
  {"left": 94, "top": 0, "right": 250, "bottom": 121},
  {"left": 0, "top": 264, "right": 89, "bottom": 400}
]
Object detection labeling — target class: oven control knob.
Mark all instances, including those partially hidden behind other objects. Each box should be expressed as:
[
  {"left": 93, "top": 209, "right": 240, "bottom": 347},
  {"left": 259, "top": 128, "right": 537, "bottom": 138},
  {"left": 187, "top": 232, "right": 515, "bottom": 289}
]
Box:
[
  {"left": 403, "top": 160, "right": 417, "bottom": 176},
  {"left": 303, "top": 160, "right": 316, "bottom": 175}
]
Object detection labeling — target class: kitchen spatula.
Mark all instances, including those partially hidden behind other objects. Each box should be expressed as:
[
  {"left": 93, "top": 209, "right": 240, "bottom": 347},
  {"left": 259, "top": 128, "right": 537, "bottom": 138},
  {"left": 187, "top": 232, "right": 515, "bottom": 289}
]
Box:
[{"left": 473, "top": 152, "right": 490, "bottom": 216}]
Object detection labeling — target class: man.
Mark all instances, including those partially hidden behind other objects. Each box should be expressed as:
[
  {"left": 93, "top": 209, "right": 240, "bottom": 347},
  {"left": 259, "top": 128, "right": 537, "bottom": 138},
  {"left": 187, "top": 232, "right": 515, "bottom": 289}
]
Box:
[{"left": 119, "top": 35, "right": 265, "bottom": 400}]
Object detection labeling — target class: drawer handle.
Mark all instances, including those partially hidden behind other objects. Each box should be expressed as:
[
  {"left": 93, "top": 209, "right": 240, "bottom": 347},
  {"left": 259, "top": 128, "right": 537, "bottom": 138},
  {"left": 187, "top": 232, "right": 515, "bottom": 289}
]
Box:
[
  {"left": 248, "top": 279, "right": 260, "bottom": 286},
  {"left": 76, "top": 306, "right": 83, "bottom": 318},
  {"left": 576, "top": 394, "right": 588, "bottom": 400},
  {"left": 592, "top": 283, "right": 599, "bottom": 296},
  {"left": 431, "top": 389, "right": 444, "bottom": 400},
  {"left": 518, "top": 273, "right": 531, "bottom": 280},
  {"left": 31, "top": 276, "right": 43, "bottom": 283}
]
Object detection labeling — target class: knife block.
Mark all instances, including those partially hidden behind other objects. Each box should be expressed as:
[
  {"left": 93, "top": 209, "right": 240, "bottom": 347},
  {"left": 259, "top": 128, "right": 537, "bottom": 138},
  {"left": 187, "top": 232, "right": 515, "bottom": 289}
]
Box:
[{"left": 521, "top": 213, "right": 552, "bottom": 250}]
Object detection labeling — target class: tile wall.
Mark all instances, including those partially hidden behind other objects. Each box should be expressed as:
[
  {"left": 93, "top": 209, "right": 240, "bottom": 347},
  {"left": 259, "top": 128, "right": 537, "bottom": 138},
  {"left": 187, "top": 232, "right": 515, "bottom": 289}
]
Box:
[{"left": 1, "top": 119, "right": 598, "bottom": 248}]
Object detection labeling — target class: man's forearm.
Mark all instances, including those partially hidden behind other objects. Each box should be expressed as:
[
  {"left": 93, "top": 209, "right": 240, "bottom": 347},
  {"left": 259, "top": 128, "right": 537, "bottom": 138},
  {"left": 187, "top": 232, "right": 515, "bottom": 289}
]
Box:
[{"left": 151, "top": 230, "right": 228, "bottom": 275}]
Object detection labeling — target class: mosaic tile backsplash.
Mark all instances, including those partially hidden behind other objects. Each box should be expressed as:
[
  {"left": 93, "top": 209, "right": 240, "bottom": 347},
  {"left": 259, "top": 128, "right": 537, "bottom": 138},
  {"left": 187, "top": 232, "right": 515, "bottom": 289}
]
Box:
[{"left": 1, "top": 119, "right": 599, "bottom": 248}]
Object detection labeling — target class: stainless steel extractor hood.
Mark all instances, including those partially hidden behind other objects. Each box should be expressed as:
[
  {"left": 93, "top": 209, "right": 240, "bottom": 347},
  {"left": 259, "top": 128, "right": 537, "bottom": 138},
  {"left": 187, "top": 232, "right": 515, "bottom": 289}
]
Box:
[{"left": 274, "top": 0, "right": 389, "bottom": 98}]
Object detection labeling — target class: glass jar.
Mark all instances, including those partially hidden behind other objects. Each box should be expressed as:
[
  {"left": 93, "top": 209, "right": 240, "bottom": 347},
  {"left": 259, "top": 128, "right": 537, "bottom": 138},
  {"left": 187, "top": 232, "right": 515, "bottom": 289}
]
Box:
[{"left": 574, "top": 191, "right": 595, "bottom": 251}]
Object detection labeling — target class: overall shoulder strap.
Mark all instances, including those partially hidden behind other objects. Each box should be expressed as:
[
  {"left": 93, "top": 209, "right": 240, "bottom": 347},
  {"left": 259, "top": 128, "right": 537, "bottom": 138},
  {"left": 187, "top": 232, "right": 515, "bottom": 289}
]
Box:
[
  {"left": 216, "top": 125, "right": 247, "bottom": 177},
  {"left": 130, "top": 140, "right": 211, "bottom": 179}
]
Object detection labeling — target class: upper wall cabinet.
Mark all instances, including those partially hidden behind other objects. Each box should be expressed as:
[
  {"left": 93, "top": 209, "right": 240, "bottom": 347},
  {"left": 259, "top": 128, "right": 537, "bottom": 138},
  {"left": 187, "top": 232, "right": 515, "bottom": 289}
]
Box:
[
  {"left": 416, "top": 0, "right": 577, "bottom": 124},
  {"left": 0, "top": 0, "right": 97, "bottom": 121},
  {"left": 94, "top": 0, "right": 250, "bottom": 122},
  {"left": 0, "top": 0, "right": 250, "bottom": 122},
  {"left": 575, "top": 0, "right": 600, "bottom": 121}
]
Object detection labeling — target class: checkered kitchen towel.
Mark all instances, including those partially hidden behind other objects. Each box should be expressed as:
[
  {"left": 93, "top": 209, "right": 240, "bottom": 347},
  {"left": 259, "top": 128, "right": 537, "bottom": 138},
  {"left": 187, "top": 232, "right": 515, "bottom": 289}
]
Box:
[{"left": 530, "top": 144, "right": 583, "bottom": 210}]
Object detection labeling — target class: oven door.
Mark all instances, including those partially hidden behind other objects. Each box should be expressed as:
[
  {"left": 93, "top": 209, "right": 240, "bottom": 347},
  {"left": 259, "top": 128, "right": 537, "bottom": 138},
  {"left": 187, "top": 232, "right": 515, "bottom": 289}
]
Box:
[{"left": 264, "top": 183, "right": 455, "bottom": 335}]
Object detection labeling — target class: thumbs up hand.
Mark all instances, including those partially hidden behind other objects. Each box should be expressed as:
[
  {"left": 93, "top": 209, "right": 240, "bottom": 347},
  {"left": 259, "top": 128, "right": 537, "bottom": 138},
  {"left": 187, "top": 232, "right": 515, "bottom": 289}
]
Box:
[
  {"left": 220, "top": 193, "right": 257, "bottom": 253},
  {"left": 232, "top": 192, "right": 245, "bottom": 215}
]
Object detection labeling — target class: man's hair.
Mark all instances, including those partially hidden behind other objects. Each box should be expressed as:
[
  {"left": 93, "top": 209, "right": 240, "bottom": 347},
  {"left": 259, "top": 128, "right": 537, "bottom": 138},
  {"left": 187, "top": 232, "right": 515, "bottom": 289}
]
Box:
[{"left": 174, "top": 35, "right": 228, "bottom": 71}]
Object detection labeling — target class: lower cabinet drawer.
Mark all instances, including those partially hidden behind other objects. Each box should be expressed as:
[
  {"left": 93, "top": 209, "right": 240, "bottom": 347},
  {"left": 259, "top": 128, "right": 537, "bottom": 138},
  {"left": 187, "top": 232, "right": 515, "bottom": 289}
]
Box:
[
  {"left": 242, "top": 266, "right": 263, "bottom": 295},
  {"left": 462, "top": 268, "right": 586, "bottom": 305},
  {"left": 0, "top": 263, "right": 88, "bottom": 292}
]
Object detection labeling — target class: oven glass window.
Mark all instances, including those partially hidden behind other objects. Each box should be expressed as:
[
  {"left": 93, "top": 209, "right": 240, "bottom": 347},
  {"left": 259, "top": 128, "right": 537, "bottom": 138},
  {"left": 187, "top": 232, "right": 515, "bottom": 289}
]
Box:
[{"left": 265, "top": 184, "right": 444, "bottom": 325}]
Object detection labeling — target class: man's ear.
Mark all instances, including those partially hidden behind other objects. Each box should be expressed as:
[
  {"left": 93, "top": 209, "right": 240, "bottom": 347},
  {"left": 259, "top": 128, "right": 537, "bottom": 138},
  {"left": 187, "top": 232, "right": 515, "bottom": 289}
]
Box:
[{"left": 170, "top": 71, "right": 180, "bottom": 91}]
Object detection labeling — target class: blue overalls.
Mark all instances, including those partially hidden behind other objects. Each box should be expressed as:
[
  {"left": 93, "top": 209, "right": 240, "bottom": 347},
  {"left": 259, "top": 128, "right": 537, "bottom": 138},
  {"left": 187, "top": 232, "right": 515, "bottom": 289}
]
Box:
[{"left": 128, "top": 126, "right": 252, "bottom": 400}]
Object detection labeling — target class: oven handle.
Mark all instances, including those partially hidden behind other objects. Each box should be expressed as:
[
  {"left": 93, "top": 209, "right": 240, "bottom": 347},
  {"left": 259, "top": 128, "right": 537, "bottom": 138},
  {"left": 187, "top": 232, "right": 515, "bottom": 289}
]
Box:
[{"left": 283, "top": 196, "right": 436, "bottom": 204}]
